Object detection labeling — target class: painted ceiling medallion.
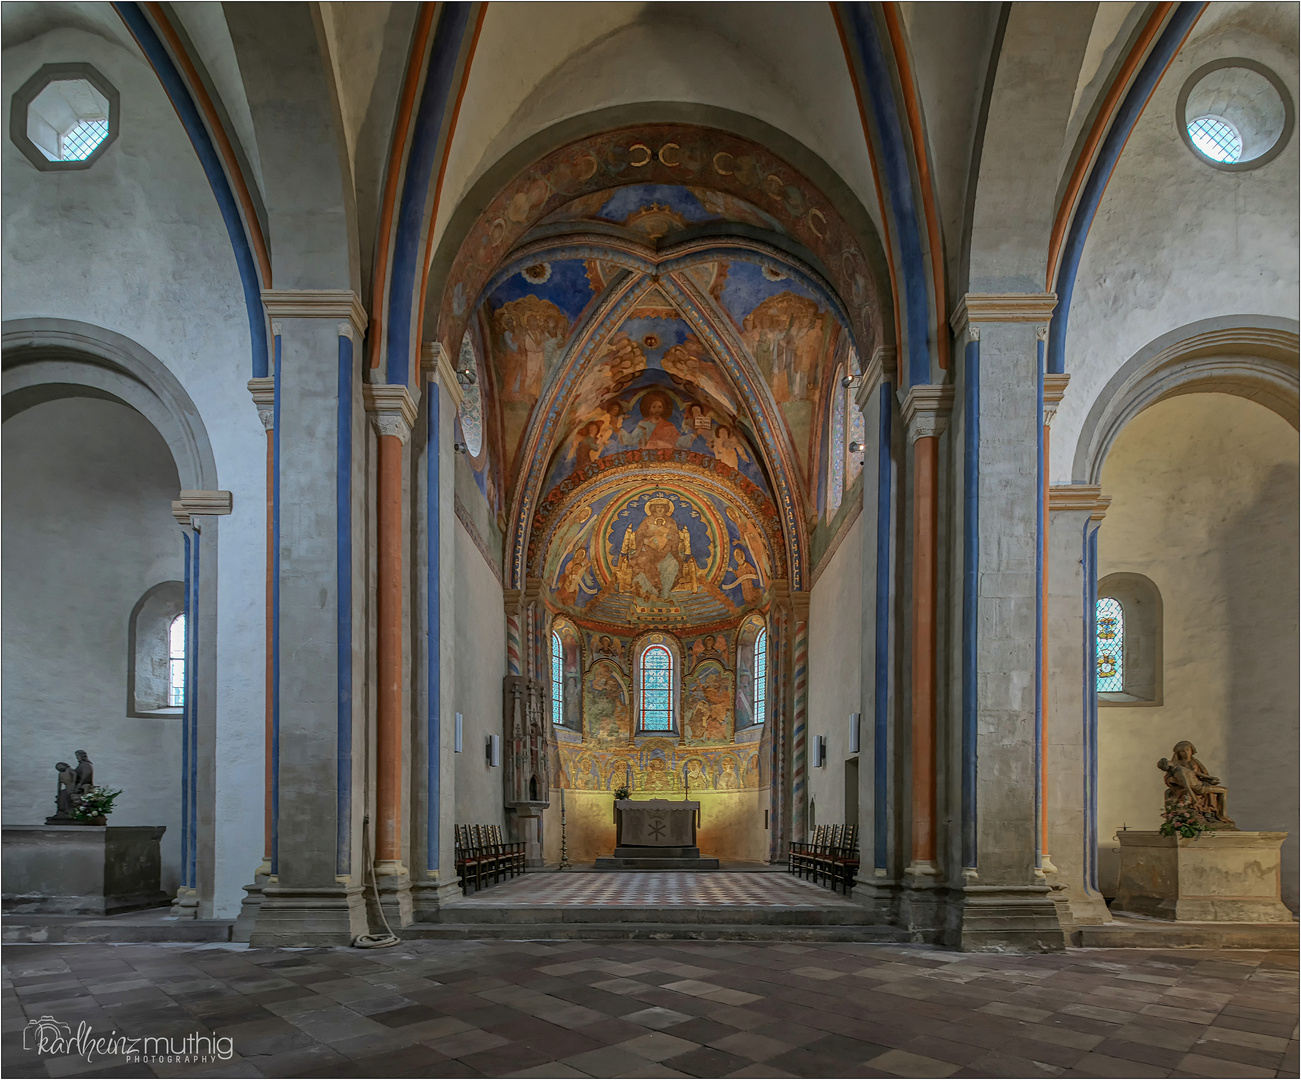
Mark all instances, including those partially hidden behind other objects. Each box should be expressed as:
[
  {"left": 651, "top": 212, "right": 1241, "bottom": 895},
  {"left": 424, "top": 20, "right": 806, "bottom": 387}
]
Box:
[{"left": 624, "top": 203, "right": 689, "bottom": 239}]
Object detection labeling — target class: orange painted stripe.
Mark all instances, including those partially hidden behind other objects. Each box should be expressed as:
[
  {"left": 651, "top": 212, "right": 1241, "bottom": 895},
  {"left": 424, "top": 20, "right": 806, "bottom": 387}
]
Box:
[
  {"left": 831, "top": 3, "right": 902, "bottom": 362},
  {"left": 144, "top": 2, "right": 272, "bottom": 288},
  {"left": 369, "top": 3, "right": 438, "bottom": 370},
  {"left": 881, "top": 4, "right": 948, "bottom": 371},
  {"left": 1046, "top": 3, "right": 1173, "bottom": 289},
  {"left": 414, "top": 4, "right": 487, "bottom": 356}
]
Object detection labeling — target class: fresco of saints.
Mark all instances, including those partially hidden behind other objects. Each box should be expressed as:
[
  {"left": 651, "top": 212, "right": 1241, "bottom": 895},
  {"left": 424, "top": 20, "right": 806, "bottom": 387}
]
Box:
[
  {"left": 661, "top": 338, "right": 739, "bottom": 414},
  {"left": 722, "top": 548, "right": 763, "bottom": 605},
  {"left": 587, "top": 663, "right": 629, "bottom": 747},
  {"left": 595, "top": 334, "right": 647, "bottom": 394},
  {"left": 619, "top": 390, "right": 691, "bottom": 451},
  {"left": 495, "top": 296, "right": 566, "bottom": 401},
  {"left": 725, "top": 504, "right": 772, "bottom": 583},
  {"left": 568, "top": 420, "right": 604, "bottom": 468},
  {"left": 718, "top": 756, "right": 742, "bottom": 790},
  {"left": 686, "top": 666, "right": 731, "bottom": 742},
  {"left": 618, "top": 498, "right": 686, "bottom": 600},
  {"left": 683, "top": 757, "right": 706, "bottom": 791}
]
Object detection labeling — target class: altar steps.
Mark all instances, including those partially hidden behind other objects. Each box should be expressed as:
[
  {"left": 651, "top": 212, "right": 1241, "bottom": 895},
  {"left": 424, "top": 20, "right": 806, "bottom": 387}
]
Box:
[
  {"left": 594, "top": 846, "right": 721, "bottom": 871},
  {"left": 1079, "top": 913, "right": 1298, "bottom": 950},
  {"left": 3, "top": 911, "right": 233, "bottom": 944},
  {"left": 403, "top": 921, "right": 906, "bottom": 942}
]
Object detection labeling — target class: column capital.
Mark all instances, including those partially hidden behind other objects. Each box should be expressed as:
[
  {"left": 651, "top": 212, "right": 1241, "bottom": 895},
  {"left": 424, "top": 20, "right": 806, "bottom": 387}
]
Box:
[
  {"left": 902, "top": 383, "right": 954, "bottom": 442},
  {"left": 1048, "top": 484, "right": 1110, "bottom": 520},
  {"left": 523, "top": 576, "right": 544, "bottom": 605},
  {"left": 172, "top": 489, "right": 233, "bottom": 529},
  {"left": 364, "top": 384, "right": 418, "bottom": 444},
  {"left": 247, "top": 377, "right": 275, "bottom": 431},
  {"left": 950, "top": 292, "right": 1058, "bottom": 338},
  {"left": 261, "top": 289, "right": 368, "bottom": 339},
  {"left": 790, "top": 590, "right": 810, "bottom": 622},
  {"left": 1043, "top": 373, "right": 1071, "bottom": 426},
  {"left": 420, "top": 342, "right": 465, "bottom": 411},
  {"left": 854, "top": 346, "right": 893, "bottom": 412}
]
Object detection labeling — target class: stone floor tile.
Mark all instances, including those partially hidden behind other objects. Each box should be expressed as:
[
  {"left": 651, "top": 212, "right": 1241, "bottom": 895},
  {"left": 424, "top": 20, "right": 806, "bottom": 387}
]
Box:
[
  {"left": 1019, "top": 1023, "right": 1107, "bottom": 1051},
  {"left": 1197, "top": 1026, "right": 1291, "bottom": 1054},
  {"left": 562, "top": 1045, "right": 651, "bottom": 1075},
  {"left": 863, "top": 1048, "right": 961, "bottom": 1078},
  {"left": 1060, "top": 1002, "right": 1134, "bottom": 1025},
  {"left": 722, "top": 1065, "right": 801, "bottom": 1079},
  {"left": 622, "top": 1007, "right": 694, "bottom": 1030},
  {"left": 1175, "top": 1051, "right": 1276, "bottom": 1078},
  {"left": 705, "top": 1030, "right": 792, "bottom": 1062},
  {"left": 504, "top": 1065, "right": 590, "bottom": 1078},
  {"left": 659, "top": 1045, "right": 752, "bottom": 1078},
  {"left": 577, "top": 1017, "right": 659, "bottom": 1046},
  {"left": 978, "top": 1000, "right": 1054, "bottom": 1022},
  {"left": 616, "top": 1031, "right": 701, "bottom": 1062},
  {"left": 1185, "top": 1037, "right": 1285, "bottom": 1070},
  {"left": 424, "top": 1027, "right": 511, "bottom": 1059}
]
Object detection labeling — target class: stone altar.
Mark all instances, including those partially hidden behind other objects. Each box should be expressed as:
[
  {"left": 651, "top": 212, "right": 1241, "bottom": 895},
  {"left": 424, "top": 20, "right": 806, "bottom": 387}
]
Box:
[
  {"left": 3, "top": 825, "right": 169, "bottom": 915},
  {"left": 1112, "top": 831, "right": 1292, "bottom": 922},
  {"left": 615, "top": 799, "right": 699, "bottom": 847}
]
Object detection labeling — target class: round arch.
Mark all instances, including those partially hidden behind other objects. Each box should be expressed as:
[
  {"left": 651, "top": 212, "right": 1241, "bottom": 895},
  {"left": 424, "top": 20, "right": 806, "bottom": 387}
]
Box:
[{"left": 1072, "top": 316, "right": 1300, "bottom": 484}]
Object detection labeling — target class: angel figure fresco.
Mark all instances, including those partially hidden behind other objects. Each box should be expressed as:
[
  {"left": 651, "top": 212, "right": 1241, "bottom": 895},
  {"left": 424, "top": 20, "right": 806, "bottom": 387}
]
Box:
[
  {"left": 547, "top": 502, "right": 597, "bottom": 586},
  {"left": 556, "top": 547, "right": 597, "bottom": 607},
  {"left": 742, "top": 292, "right": 826, "bottom": 404},
  {"left": 495, "top": 295, "right": 567, "bottom": 401},
  {"left": 725, "top": 504, "right": 772, "bottom": 583},
  {"left": 595, "top": 334, "right": 647, "bottom": 394},
  {"left": 709, "top": 424, "right": 751, "bottom": 471},
  {"left": 722, "top": 547, "right": 763, "bottom": 605}
]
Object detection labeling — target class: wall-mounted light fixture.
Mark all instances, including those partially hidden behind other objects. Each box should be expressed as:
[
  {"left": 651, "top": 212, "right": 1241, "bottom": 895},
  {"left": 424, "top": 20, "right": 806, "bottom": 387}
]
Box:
[
  {"left": 849, "top": 711, "right": 861, "bottom": 755},
  {"left": 454, "top": 713, "right": 463, "bottom": 753},
  {"left": 487, "top": 733, "right": 501, "bottom": 768},
  {"left": 849, "top": 441, "right": 864, "bottom": 453},
  {"left": 813, "top": 734, "right": 827, "bottom": 768}
]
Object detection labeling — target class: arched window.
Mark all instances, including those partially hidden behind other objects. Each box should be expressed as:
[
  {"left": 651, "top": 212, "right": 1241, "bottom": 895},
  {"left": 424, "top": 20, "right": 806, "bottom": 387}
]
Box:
[
  {"left": 753, "top": 627, "right": 768, "bottom": 724},
  {"left": 457, "top": 332, "right": 483, "bottom": 458},
  {"left": 846, "top": 347, "right": 865, "bottom": 487},
  {"left": 1095, "top": 598, "right": 1124, "bottom": 693},
  {"left": 168, "top": 613, "right": 186, "bottom": 707},
  {"left": 551, "top": 630, "right": 564, "bottom": 725},
  {"left": 639, "top": 644, "right": 674, "bottom": 731},
  {"left": 1096, "top": 573, "right": 1163, "bottom": 705}
]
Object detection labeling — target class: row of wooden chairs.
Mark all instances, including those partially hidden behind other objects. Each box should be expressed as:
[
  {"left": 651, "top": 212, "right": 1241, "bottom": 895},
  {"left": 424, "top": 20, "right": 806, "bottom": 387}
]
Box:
[
  {"left": 788, "top": 824, "right": 860, "bottom": 894},
  {"left": 454, "top": 824, "right": 526, "bottom": 893}
]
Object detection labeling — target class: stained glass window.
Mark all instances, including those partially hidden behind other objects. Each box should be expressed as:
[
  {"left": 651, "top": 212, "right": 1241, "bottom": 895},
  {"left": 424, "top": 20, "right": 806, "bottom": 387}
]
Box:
[
  {"left": 828, "top": 365, "right": 846, "bottom": 517},
  {"left": 753, "top": 627, "right": 768, "bottom": 724},
  {"left": 639, "top": 644, "right": 673, "bottom": 731},
  {"left": 846, "top": 350, "right": 865, "bottom": 486},
  {"left": 1096, "top": 597, "right": 1124, "bottom": 693},
  {"left": 168, "top": 613, "right": 186, "bottom": 707},
  {"left": 551, "top": 630, "right": 564, "bottom": 724}
]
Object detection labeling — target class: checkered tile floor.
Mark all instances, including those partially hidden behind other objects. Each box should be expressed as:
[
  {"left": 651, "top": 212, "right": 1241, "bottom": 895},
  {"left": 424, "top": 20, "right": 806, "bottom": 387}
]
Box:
[
  {"left": 447, "top": 871, "right": 861, "bottom": 908},
  {"left": 3, "top": 939, "right": 1295, "bottom": 1078}
]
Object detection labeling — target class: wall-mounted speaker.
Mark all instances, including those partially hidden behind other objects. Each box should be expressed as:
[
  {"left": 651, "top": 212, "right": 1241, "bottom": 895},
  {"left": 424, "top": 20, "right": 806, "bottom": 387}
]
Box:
[
  {"left": 849, "top": 711, "right": 861, "bottom": 755},
  {"left": 454, "top": 712, "right": 463, "bottom": 753},
  {"left": 487, "top": 733, "right": 501, "bottom": 768}
]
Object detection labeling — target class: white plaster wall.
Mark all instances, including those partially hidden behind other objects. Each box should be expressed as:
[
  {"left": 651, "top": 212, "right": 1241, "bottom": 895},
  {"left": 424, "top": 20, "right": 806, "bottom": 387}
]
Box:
[
  {"left": 2, "top": 399, "right": 185, "bottom": 893},
  {"left": 806, "top": 515, "right": 864, "bottom": 829},
  {"left": 452, "top": 519, "right": 506, "bottom": 828},
  {"left": 433, "top": 2, "right": 880, "bottom": 256},
  {"left": 2, "top": 27, "right": 266, "bottom": 917},
  {"left": 1054, "top": 11, "right": 1300, "bottom": 480},
  {"left": 1096, "top": 393, "right": 1299, "bottom": 908}
]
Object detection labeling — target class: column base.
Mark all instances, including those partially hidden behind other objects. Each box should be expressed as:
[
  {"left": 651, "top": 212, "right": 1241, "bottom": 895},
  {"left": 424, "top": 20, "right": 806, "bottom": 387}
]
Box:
[
  {"left": 951, "top": 883, "right": 1066, "bottom": 952},
  {"left": 899, "top": 873, "right": 948, "bottom": 943},
  {"left": 171, "top": 886, "right": 199, "bottom": 919},
  {"left": 231, "top": 871, "right": 269, "bottom": 943},
  {"left": 367, "top": 871, "right": 413, "bottom": 930},
  {"left": 248, "top": 882, "right": 367, "bottom": 947},
  {"left": 411, "top": 874, "right": 464, "bottom": 922}
]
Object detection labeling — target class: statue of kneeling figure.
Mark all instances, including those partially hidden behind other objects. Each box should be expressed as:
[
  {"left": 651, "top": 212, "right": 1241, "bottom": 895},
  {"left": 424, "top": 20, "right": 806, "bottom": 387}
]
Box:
[{"left": 1158, "top": 740, "right": 1235, "bottom": 829}]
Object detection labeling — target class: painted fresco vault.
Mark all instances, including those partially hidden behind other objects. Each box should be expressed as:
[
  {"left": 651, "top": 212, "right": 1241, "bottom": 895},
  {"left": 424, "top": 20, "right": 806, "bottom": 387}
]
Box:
[{"left": 440, "top": 126, "right": 882, "bottom": 597}]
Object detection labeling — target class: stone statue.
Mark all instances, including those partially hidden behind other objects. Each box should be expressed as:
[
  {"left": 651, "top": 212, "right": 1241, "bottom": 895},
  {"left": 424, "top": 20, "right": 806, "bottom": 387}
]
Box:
[
  {"left": 1158, "top": 741, "right": 1235, "bottom": 828},
  {"left": 73, "top": 750, "right": 94, "bottom": 796},
  {"left": 52, "top": 762, "right": 78, "bottom": 820}
]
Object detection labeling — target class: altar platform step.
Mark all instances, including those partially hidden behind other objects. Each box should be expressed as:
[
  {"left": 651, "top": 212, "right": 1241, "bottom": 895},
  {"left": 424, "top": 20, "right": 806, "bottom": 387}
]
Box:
[
  {"left": 3, "top": 909, "right": 233, "bottom": 944},
  {"left": 405, "top": 920, "right": 905, "bottom": 942},
  {"left": 1079, "top": 912, "right": 1298, "bottom": 950},
  {"left": 593, "top": 845, "right": 721, "bottom": 870}
]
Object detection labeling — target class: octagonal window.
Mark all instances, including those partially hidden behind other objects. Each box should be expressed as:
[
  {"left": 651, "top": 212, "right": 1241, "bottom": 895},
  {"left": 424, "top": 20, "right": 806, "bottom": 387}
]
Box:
[{"left": 10, "top": 63, "right": 119, "bottom": 171}]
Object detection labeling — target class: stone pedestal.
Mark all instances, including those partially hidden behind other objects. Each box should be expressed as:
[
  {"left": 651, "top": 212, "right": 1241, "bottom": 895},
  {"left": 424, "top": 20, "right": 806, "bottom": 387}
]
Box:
[
  {"left": 508, "top": 801, "right": 548, "bottom": 867},
  {"left": 2, "top": 825, "right": 168, "bottom": 915},
  {"left": 1113, "top": 831, "right": 1292, "bottom": 922}
]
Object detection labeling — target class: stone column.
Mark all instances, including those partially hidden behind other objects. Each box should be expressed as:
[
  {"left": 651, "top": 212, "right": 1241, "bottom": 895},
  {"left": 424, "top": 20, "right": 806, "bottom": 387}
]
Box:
[
  {"left": 1046, "top": 485, "right": 1112, "bottom": 935},
  {"left": 234, "top": 378, "right": 275, "bottom": 941},
  {"left": 364, "top": 382, "right": 417, "bottom": 926},
  {"left": 767, "top": 582, "right": 792, "bottom": 863},
  {"left": 411, "top": 343, "right": 462, "bottom": 919},
  {"left": 790, "top": 592, "right": 810, "bottom": 842},
  {"left": 901, "top": 383, "right": 952, "bottom": 892},
  {"left": 1039, "top": 372, "right": 1070, "bottom": 876},
  {"left": 946, "top": 293, "right": 1063, "bottom": 951},
  {"left": 169, "top": 490, "right": 231, "bottom": 919},
  {"left": 855, "top": 348, "right": 900, "bottom": 916},
  {"left": 250, "top": 292, "right": 368, "bottom": 947}
]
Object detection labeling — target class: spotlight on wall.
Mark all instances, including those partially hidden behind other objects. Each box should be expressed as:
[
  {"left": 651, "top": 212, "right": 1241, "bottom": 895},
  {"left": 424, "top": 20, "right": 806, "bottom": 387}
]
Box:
[
  {"left": 841, "top": 375, "right": 860, "bottom": 389},
  {"left": 849, "top": 441, "right": 864, "bottom": 453},
  {"left": 849, "top": 711, "right": 861, "bottom": 755},
  {"left": 487, "top": 733, "right": 501, "bottom": 768},
  {"left": 454, "top": 441, "right": 468, "bottom": 454},
  {"left": 455, "top": 712, "right": 463, "bottom": 753},
  {"left": 456, "top": 366, "right": 477, "bottom": 386},
  {"left": 814, "top": 734, "right": 827, "bottom": 768}
]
